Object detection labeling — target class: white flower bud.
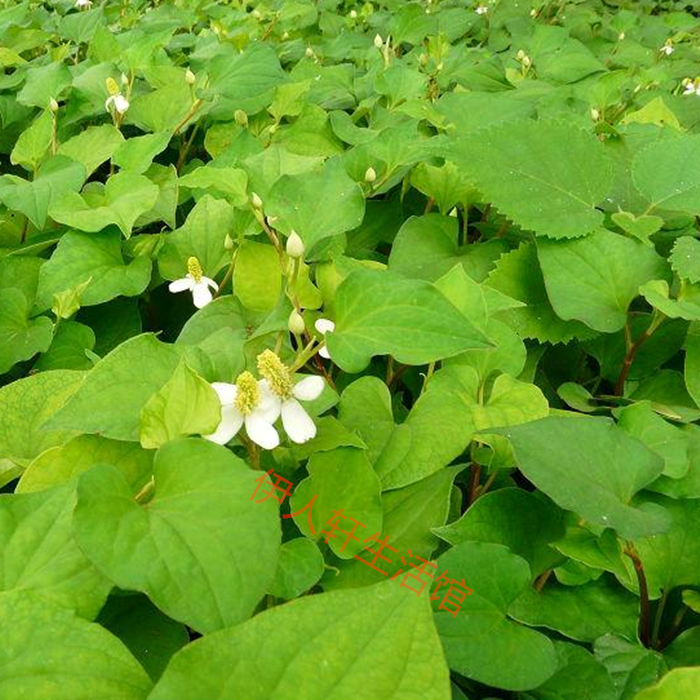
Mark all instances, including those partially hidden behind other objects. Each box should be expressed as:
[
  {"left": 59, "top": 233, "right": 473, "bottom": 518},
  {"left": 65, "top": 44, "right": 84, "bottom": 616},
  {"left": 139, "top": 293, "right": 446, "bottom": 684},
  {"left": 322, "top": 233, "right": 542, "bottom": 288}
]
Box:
[
  {"left": 286, "top": 230, "right": 305, "bottom": 259},
  {"left": 305, "top": 47, "right": 314, "bottom": 58},
  {"left": 251, "top": 192, "right": 263, "bottom": 209},
  {"left": 374, "top": 34, "right": 383, "bottom": 49},
  {"left": 349, "top": 9, "right": 357, "bottom": 18},
  {"left": 288, "top": 309, "right": 306, "bottom": 335},
  {"left": 618, "top": 32, "right": 625, "bottom": 41},
  {"left": 590, "top": 108, "right": 600, "bottom": 121},
  {"left": 364, "top": 166, "right": 377, "bottom": 183},
  {"left": 522, "top": 55, "right": 531, "bottom": 68},
  {"left": 49, "top": 98, "right": 59, "bottom": 112},
  {"left": 530, "top": 8, "right": 537, "bottom": 16},
  {"left": 251, "top": 9, "right": 261, "bottom": 19},
  {"left": 185, "top": 68, "right": 196, "bottom": 85},
  {"left": 516, "top": 49, "right": 526, "bottom": 61}
]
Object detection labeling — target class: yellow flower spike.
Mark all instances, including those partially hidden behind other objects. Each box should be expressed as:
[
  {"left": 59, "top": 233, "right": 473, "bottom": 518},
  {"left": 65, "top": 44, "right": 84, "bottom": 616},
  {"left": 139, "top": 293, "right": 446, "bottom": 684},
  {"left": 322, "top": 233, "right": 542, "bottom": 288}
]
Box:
[
  {"left": 234, "top": 371, "right": 261, "bottom": 416},
  {"left": 187, "top": 256, "right": 203, "bottom": 283},
  {"left": 106, "top": 77, "right": 120, "bottom": 96},
  {"left": 257, "top": 349, "right": 293, "bottom": 400}
]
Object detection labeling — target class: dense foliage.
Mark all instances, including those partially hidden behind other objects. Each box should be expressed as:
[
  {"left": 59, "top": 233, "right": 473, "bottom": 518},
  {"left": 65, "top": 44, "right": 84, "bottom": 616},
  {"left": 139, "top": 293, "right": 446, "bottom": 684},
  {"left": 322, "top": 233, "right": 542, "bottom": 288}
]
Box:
[{"left": 3, "top": 0, "right": 700, "bottom": 698}]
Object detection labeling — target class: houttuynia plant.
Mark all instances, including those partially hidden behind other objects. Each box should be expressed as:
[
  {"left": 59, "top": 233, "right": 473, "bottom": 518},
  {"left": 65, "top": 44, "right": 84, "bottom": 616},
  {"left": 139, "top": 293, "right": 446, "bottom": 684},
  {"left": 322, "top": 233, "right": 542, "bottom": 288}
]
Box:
[{"left": 1, "top": 0, "right": 700, "bottom": 698}]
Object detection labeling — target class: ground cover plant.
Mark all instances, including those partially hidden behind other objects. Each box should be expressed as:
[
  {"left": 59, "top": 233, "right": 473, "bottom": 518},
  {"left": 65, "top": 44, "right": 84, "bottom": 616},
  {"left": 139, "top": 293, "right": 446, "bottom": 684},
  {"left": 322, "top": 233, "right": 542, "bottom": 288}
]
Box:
[{"left": 3, "top": 0, "right": 700, "bottom": 697}]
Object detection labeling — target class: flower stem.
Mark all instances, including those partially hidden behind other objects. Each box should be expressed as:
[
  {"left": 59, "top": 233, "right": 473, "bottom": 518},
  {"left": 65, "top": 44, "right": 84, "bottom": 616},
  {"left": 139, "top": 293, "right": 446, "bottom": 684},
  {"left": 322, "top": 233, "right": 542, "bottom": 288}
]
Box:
[
  {"left": 134, "top": 476, "right": 155, "bottom": 504},
  {"left": 624, "top": 542, "right": 652, "bottom": 647},
  {"left": 614, "top": 313, "right": 664, "bottom": 396}
]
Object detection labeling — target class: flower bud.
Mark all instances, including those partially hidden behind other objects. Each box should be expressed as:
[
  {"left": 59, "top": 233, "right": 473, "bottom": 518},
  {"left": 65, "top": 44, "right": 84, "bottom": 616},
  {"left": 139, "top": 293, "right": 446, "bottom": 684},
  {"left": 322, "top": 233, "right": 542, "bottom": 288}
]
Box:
[
  {"left": 364, "top": 166, "right": 377, "bottom": 183},
  {"left": 516, "top": 49, "right": 526, "bottom": 61},
  {"left": 106, "top": 77, "right": 120, "bottom": 96},
  {"left": 121, "top": 72, "right": 129, "bottom": 87},
  {"left": 288, "top": 309, "right": 305, "bottom": 335},
  {"left": 349, "top": 9, "right": 357, "bottom": 18},
  {"left": 590, "top": 108, "right": 600, "bottom": 121},
  {"left": 286, "top": 230, "right": 305, "bottom": 259},
  {"left": 374, "top": 34, "right": 383, "bottom": 49},
  {"left": 251, "top": 9, "right": 261, "bottom": 19},
  {"left": 251, "top": 192, "right": 263, "bottom": 209},
  {"left": 224, "top": 233, "right": 234, "bottom": 250},
  {"left": 522, "top": 55, "right": 531, "bottom": 68},
  {"left": 305, "top": 47, "right": 314, "bottom": 58},
  {"left": 185, "top": 68, "right": 196, "bottom": 85},
  {"left": 234, "top": 109, "right": 248, "bottom": 127},
  {"left": 49, "top": 98, "right": 59, "bottom": 112},
  {"left": 530, "top": 8, "right": 537, "bottom": 16},
  {"left": 618, "top": 32, "right": 625, "bottom": 41},
  {"left": 282, "top": 31, "right": 290, "bottom": 39},
  {"left": 419, "top": 53, "right": 428, "bottom": 66}
]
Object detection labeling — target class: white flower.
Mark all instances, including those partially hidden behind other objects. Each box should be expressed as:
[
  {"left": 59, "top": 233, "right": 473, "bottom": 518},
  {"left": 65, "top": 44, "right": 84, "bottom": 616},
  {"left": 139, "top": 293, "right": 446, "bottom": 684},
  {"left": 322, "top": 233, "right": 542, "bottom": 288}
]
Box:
[
  {"left": 105, "top": 93, "right": 129, "bottom": 114},
  {"left": 204, "top": 374, "right": 281, "bottom": 449},
  {"left": 374, "top": 34, "right": 383, "bottom": 49},
  {"left": 683, "top": 79, "right": 700, "bottom": 96},
  {"left": 475, "top": 4, "right": 489, "bottom": 14},
  {"left": 168, "top": 256, "right": 218, "bottom": 308},
  {"left": 257, "top": 350, "right": 325, "bottom": 444},
  {"left": 75, "top": 0, "right": 92, "bottom": 7},
  {"left": 314, "top": 318, "right": 335, "bottom": 360},
  {"left": 660, "top": 44, "right": 674, "bottom": 56}
]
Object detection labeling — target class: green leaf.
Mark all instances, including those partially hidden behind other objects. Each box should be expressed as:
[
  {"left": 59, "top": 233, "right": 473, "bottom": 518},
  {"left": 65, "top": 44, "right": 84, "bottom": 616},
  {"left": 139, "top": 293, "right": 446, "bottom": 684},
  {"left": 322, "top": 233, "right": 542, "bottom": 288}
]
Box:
[
  {"left": 17, "top": 434, "right": 153, "bottom": 495},
  {"left": 10, "top": 109, "right": 53, "bottom": 173},
  {"left": 0, "top": 483, "right": 111, "bottom": 618},
  {"left": 537, "top": 229, "right": 668, "bottom": 333},
  {"left": 149, "top": 580, "right": 451, "bottom": 700},
  {"left": 388, "top": 214, "right": 508, "bottom": 282},
  {"left": 640, "top": 279, "right": 700, "bottom": 321},
  {"left": 57, "top": 125, "right": 125, "bottom": 178},
  {"left": 46, "top": 334, "right": 208, "bottom": 442},
  {"left": 208, "top": 43, "right": 287, "bottom": 114},
  {"left": 434, "top": 489, "right": 565, "bottom": 578},
  {"left": 0, "top": 369, "right": 84, "bottom": 471},
  {"left": 111, "top": 131, "right": 172, "bottom": 174},
  {"left": 0, "top": 154, "right": 86, "bottom": 229},
  {"left": 326, "top": 268, "right": 490, "bottom": 373},
  {"left": 0, "top": 590, "right": 152, "bottom": 699},
  {"left": 233, "top": 240, "right": 282, "bottom": 313},
  {"left": 337, "top": 376, "right": 395, "bottom": 465},
  {"left": 179, "top": 165, "right": 248, "bottom": 206},
  {"left": 74, "top": 438, "right": 280, "bottom": 634},
  {"left": 633, "top": 494, "right": 700, "bottom": 598},
  {"left": 612, "top": 212, "right": 664, "bottom": 245},
  {"left": 139, "top": 360, "right": 220, "bottom": 449},
  {"left": 594, "top": 635, "right": 664, "bottom": 700},
  {"left": 486, "top": 243, "right": 595, "bottom": 343},
  {"left": 158, "top": 194, "right": 234, "bottom": 281},
  {"left": 49, "top": 172, "right": 160, "bottom": 238},
  {"left": 509, "top": 577, "right": 639, "bottom": 643},
  {"left": 33, "top": 320, "right": 95, "bottom": 371},
  {"left": 633, "top": 135, "right": 700, "bottom": 216},
  {"left": 35, "top": 230, "right": 152, "bottom": 312},
  {"left": 496, "top": 416, "right": 668, "bottom": 539},
  {"left": 529, "top": 641, "right": 617, "bottom": 700},
  {"left": 670, "top": 236, "right": 700, "bottom": 284},
  {"left": 17, "top": 62, "right": 72, "bottom": 108},
  {"left": 0, "top": 288, "right": 54, "bottom": 373},
  {"left": 447, "top": 120, "right": 613, "bottom": 239},
  {"left": 290, "top": 447, "right": 382, "bottom": 558},
  {"left": 267, "top": 538, "right": 324, "bottom": 600},
  {"left": 434, "top": 542, "right": 558, "bottom": 691},
  {"left": 266, "top": 157, "right": 365, "bottom": 253},
  {"left": 633, "top": 668, "right": 700, "bottom": 700}
]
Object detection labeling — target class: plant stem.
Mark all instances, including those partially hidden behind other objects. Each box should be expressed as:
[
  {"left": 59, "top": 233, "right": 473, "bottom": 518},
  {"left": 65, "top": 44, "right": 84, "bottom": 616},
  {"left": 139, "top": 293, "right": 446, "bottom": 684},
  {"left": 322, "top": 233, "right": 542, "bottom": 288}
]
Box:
[
  {"left": 173, "top": 98, "right": 202, "bottom": 136},
  {"left": 240, "top": 434, "right": 260, "bottom": 470},
  {"left": 651, "top": 588, "right": 668, "bottom": 649},
  {"left": 534, "top": 569, "right": 552, "bottom": 592},
  {"left": 176, "top": 121, "right": 200, "bottom": 173},
  {"left": 467, "top": 462, "right": 481, "bottom": 506},
  {"left": 614, "top": 314, "right": 664, "bottom": 396},
  {"left": 134, "top": 476, "right": 155, "bottom": 504},
  {"left": 213, "top": 250, "right": 237, "bottom": 299},
  {"left": 658, "top": 605, "right": 689, "bottom": 649},
  {"left": 624, "top": 542, "right": 651, "bottom": 647}
]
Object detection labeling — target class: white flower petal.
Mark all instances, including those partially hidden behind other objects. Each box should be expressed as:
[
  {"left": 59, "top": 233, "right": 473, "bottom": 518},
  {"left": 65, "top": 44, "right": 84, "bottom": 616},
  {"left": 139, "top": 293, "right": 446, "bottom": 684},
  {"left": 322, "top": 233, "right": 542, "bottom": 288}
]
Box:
[
  {"left": 104, "top": 95, "right": 114, "bottom": 111},
  {"left": 211, "top": 382, "right": 237, "bottom": 406},
  {"left": 245, "top": 413, "right": 280, "bottom": 450},
  {"left": 192, "top": 281, "right": 214, "bottom": 308},
  {"left": 257, "top": 380, "right": 282, "bottom": 423},
  {"left": 202, "top": 276, "right": 219, "bottom": 291},
  {"left": 203, "top": 404, "right": 243, "bottom": 445},
  {"left": 169, "top": 277, "right": 194, "bottom": 293},
  {"left": 293, "top": 375, "right": 325, "bottom": 401},
  {"left": 281, "top": 399, "right": 317, "bottom": 444},
  {"left": 318, "top": 346, "right": 331, "bottom": 360},
  {"left": 315, "top": 318, "right": 335, "bottom": 334},
  {"left": 114, "top": 94, "right": 130, "bottom": 114}
]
